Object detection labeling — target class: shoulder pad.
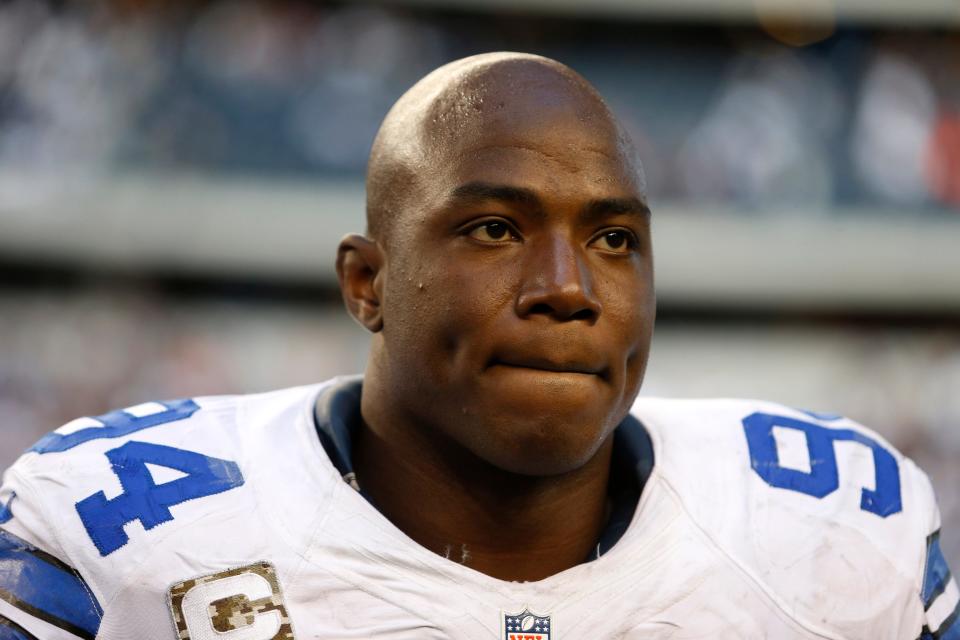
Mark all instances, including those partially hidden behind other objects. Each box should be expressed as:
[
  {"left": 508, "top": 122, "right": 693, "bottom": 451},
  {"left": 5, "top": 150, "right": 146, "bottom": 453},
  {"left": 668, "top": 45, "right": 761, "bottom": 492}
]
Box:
[
  {"left": 3, "top": 394, "right": 252, "bottom": 593},
  {"left": 633, "top": 397, "right": 934, "bottom": 637}
]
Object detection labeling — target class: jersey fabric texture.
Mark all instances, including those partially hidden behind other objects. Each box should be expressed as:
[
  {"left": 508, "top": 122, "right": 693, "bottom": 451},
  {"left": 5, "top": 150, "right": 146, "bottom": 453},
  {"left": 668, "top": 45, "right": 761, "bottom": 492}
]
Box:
[{"left": 0, "top": 376, "right": 955, "bottom": 640}]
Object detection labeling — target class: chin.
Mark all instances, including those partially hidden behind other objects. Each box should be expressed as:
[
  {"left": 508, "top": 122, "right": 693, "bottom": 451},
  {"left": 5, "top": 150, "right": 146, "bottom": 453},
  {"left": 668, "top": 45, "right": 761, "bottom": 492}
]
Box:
[
  {"left": 470, "top": 407, "right": 614, "bottom": 477},
  {"left": 450, "top": 367, "right": 620, "bottom": 475}
]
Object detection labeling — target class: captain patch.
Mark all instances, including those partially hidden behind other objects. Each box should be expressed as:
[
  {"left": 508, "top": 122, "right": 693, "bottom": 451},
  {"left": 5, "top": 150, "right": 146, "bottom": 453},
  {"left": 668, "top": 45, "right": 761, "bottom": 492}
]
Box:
[{"left": 169, "top": 562, "right": 295, "bottom": 640}]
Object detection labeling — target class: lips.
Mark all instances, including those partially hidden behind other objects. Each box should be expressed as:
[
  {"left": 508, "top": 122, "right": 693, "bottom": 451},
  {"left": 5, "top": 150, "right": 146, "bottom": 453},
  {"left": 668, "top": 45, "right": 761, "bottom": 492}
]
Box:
[{"left": 488, "top": 352, "right": 608, "bottom": 379}]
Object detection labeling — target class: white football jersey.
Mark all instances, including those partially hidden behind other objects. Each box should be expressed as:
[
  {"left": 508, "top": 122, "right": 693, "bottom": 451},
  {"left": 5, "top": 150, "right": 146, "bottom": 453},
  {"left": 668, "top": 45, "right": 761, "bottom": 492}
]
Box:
[{"left": 0, "top": 376, "right": 955, "bottom": 640}]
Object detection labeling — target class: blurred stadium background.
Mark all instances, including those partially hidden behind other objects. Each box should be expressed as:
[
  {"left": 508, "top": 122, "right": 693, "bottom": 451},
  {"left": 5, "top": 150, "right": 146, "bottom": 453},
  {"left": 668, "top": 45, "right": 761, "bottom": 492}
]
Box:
[{"left": 1, "top": 0, "right": 959, "bottom": 565}]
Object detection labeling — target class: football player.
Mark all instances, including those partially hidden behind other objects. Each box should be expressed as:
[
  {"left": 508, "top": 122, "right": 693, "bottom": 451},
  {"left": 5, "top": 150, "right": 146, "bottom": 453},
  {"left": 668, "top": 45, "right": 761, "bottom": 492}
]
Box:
[{"left": 0, "top": 52, "right": 955, "bottom": 640}]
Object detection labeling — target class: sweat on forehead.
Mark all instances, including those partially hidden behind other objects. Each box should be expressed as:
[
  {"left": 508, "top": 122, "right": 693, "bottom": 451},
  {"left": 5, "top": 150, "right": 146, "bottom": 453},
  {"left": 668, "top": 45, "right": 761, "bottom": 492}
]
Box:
[{"left": 365, "top": 52, "right": 639, "bottom": 240}]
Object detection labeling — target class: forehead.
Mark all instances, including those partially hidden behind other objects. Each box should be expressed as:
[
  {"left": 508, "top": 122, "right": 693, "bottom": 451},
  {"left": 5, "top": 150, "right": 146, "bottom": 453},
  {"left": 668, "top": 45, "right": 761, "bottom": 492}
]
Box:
[
  {"left": 446, "top": 125, "right": 639, "bottom": 200},
  {"left": 418, "top": 66, "right": 643, "bottom": 199}
]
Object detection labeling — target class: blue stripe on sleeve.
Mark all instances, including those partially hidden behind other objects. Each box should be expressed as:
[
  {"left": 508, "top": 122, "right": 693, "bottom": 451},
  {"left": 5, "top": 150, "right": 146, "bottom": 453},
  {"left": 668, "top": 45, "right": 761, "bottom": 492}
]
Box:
[
  {"left": 0, "top": 615, "right": 38, "bottom": 640},
  {"left": 937, "top": 604, "right": 960, "bottom": 640},
  {"left": 925, "top": 531, "right": 952, "bottom": 608},
  {"left": 0, "top": 529, "right": 101, "bottom": 640}
]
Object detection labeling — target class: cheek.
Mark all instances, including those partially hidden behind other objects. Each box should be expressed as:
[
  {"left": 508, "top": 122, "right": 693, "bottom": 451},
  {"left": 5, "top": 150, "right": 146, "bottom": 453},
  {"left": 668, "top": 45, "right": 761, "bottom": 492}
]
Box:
[
  {"left": 435, "top": 267, "right": 517, "bottom": 356},
  {"left": 383, "top": 258, "right": 516, "bottom": 368},
  {"left": 603, "top": 268, "right": 654, "bottom": 341},
  {"left": 600, "top": 268, "right": 655, "bottom": 402}
]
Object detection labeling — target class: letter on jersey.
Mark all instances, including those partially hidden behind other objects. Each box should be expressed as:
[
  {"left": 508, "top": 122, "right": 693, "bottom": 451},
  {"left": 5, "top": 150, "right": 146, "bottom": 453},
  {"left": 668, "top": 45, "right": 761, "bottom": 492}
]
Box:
[{"left": 169, "top": 562, "right": 295, "bottom": 640}]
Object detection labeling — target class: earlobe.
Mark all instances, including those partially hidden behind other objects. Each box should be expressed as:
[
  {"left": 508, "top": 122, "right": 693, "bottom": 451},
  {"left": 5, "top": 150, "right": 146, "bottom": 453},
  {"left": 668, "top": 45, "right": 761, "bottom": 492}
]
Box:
[{"left": 336, "top": 234, "right": 384, "bottom": 333}]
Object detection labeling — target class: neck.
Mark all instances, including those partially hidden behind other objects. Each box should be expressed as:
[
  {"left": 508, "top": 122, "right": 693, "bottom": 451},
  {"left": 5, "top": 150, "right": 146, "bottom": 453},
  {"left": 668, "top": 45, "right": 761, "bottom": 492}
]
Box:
[{"left": 355, "top": 371, "right": 614, "bottom": 582}]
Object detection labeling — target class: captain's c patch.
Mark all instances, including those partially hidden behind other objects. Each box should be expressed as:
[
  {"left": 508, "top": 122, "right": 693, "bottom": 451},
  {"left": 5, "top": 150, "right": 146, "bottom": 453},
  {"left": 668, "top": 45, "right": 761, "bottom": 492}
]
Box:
[{"left": 168, "top": 562, "right": 295, "bottom": 640}]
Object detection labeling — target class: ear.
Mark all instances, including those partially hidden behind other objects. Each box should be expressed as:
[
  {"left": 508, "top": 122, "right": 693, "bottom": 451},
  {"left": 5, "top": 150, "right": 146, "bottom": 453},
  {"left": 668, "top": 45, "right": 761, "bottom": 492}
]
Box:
[{"left": 336, "top": 234, "right": 384, "bottom": 333}]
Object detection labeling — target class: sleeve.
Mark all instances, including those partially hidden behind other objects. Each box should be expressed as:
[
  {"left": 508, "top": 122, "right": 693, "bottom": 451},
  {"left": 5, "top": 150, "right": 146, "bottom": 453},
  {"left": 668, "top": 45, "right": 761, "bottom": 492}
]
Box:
[
  {"left": 919, "top": 525, "right": 960, "bottom": 640},
  {"left": 0, "top": 464, "right": 104, "bottom": 640}
]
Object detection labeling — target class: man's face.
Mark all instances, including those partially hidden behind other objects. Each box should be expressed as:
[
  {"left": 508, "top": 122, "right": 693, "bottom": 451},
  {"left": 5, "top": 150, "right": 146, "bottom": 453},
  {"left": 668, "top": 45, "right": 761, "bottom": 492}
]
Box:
[{"left": 376, "top": 89, "right": 655, "bottom": 476}]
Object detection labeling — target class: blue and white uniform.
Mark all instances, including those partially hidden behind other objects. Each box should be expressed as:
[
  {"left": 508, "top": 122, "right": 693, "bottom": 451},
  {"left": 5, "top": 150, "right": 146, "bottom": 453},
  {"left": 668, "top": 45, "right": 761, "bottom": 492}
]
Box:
[{"left": 0, "top": 376, "right": 955, "bottom": 639}]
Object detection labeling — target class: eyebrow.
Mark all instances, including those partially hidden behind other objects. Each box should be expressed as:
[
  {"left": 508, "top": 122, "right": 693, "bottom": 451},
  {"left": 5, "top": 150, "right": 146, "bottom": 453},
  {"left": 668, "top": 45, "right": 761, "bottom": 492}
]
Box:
[
  {"left": 449, "top": 181, "right": 651, "bottom": 222},
  {"left": 451, "top": 182, "right": 541, "bottom": 209}
]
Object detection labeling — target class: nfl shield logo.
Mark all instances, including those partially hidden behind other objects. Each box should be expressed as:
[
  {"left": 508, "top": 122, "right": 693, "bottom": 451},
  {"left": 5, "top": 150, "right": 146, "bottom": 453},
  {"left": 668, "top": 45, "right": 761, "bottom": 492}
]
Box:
[{"left": 502, "top": 608, "right": 551, "bottom": 640}]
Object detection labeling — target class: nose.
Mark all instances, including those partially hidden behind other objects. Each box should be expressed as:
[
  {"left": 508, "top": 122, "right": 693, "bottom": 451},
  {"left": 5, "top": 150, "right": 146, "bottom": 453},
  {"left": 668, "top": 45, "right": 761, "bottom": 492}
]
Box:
[{"left": 516, "top": 233, "right": 601, "bottom": 323}]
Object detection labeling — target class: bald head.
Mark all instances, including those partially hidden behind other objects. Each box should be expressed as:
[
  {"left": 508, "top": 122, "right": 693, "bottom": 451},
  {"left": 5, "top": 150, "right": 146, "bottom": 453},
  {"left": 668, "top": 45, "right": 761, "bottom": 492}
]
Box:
[{"left": 365, "top": 52, "right": 644, "bottom": 242}]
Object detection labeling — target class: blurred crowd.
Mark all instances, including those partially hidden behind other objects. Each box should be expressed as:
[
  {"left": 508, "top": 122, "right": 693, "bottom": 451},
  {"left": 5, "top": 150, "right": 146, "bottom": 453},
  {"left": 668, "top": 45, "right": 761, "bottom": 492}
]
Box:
[{"left": 0, "top": 0, "right": 959, "bottom": 212}]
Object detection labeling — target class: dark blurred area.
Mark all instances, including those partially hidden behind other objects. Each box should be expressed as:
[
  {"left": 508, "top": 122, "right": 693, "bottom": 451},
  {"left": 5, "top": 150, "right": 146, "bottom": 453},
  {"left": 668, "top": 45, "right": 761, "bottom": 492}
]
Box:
[
  {"left": 1, "top": 0, "right": 959, "bottom": 564},
  {"left": 1, "top": 0, "right": 959, "bottom": 208}
]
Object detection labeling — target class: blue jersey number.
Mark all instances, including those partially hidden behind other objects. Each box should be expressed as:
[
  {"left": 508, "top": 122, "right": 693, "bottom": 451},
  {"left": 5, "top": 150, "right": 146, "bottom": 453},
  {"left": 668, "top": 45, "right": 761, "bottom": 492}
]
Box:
[
  {"left": 742, "top": 412, "right": 902, "bottom": 518},
  {"left": 39, "top": 398, "right": 246, "bottom": 556},
  {"left": 76, "top": 441, "right": 244, "bottom": 556}
]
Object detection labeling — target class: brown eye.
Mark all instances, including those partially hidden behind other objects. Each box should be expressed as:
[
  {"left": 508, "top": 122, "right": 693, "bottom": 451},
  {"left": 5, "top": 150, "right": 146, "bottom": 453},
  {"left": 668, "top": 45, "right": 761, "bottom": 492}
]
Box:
[
  {"left": 468, "top": 221, "right": 516, "bottom": 243},
  {"left": 591, "top": 229, "right": 635, "bottom": 253}
]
